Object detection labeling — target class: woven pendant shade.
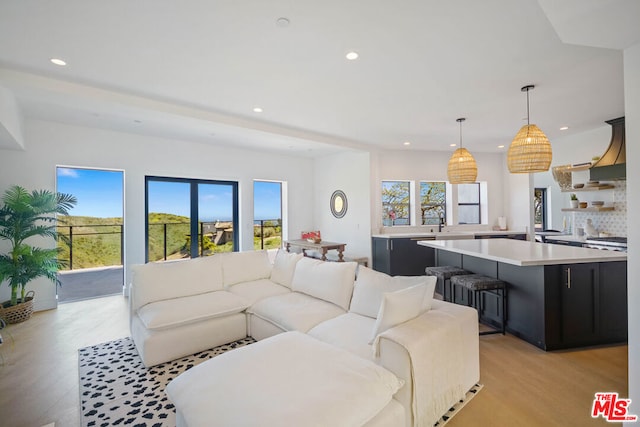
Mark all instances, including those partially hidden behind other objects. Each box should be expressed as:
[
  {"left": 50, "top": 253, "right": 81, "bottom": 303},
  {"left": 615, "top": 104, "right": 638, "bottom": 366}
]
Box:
[
  {"left": 507, "top": 124, "right": 552, "bottom": 173},
  {"left": 448, "top": 147, "right": 478, "bottom": 183},
  {"left": 507, "top": 85, "right": 552, "bottom": 173},
  {"left": 447, "top": 117, "right": 477, "bottom": 184}
]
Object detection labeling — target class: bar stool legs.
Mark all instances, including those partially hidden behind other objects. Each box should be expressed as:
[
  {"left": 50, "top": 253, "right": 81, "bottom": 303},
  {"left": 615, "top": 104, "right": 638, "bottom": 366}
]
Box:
[{"left": 450, "top": 274, "right": 507, "bottom": 335}]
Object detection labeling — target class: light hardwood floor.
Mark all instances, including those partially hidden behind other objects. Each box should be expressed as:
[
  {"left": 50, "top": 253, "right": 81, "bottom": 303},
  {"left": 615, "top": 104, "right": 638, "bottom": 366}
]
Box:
[{"left": 0, "top": 295, "right": 628, "bottom": 427}]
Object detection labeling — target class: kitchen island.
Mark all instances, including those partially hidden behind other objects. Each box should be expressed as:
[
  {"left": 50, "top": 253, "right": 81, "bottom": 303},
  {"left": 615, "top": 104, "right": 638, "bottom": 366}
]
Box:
[{"left": 418, "top": 239, "right": 627, "bottom": 350}]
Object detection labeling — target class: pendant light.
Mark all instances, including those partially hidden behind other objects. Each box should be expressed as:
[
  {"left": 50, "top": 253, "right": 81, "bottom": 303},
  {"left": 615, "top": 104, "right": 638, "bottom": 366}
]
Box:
[
  {"left": 447, "top": 118, "right": 477, "bottom": 184},
  {"left": 507, "top": 85, "right": 552, "bottom": 173}
]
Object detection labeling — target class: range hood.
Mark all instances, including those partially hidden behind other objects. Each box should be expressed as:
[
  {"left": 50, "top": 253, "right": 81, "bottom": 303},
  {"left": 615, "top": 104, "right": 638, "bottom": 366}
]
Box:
[{"left": 590, "top": 117, "right": 626, "bottom": 181}]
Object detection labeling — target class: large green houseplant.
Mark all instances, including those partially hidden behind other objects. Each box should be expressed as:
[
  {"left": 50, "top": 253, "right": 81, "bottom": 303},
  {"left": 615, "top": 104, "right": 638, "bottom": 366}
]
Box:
[{"left": 0, "top": 186, "right": 76, "bottom": 313}]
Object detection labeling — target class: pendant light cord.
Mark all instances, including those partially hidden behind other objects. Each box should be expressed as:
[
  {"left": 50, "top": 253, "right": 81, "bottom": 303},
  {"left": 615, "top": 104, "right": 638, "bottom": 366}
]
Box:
[
  {"left": 526, "top": 87, "right": 530, "bottom": 126},
  {"left": 456, "top": 117, "right": 465, "bottom": 148}
]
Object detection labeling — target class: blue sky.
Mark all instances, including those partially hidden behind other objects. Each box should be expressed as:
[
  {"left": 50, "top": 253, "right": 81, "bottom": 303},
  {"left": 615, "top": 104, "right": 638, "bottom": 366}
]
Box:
[
  {"left": 57, "top": 167, "right": 281, "bottom": 220},
  {"left": 57, "top": 168, "right": 123, "bottom": 218}
]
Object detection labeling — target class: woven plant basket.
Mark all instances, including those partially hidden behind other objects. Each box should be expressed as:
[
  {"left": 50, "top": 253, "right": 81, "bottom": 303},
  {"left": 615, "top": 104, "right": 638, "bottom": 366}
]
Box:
[{"left": 0, "top": 290, "right": 35, "bottom": 324}]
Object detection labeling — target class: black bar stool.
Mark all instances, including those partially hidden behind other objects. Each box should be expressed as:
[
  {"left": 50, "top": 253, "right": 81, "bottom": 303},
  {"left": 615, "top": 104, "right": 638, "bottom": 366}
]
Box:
[
  {"left": 450, "top": 274, "right": 507, "bottom": 335},
  {"left": 424, "top": 266, "right": 470, "bottom": 302}
]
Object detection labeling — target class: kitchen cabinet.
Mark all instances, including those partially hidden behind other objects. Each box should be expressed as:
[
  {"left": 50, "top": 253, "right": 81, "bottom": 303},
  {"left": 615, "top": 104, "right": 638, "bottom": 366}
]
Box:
[
  {"left": 371, "top": 237, "right": 435, "bottom": 276},
  {"left": 559, "top": 264, "right": 598, "bottom": 346},
  {"left": 543, "top": 261, "right": 627, "bottom": 349},
  {"left": 474, "top": 233, "right": 526, "bottom": 240},
  {"left": 546, "top": 239, "right": 584, "bottom": 248}
]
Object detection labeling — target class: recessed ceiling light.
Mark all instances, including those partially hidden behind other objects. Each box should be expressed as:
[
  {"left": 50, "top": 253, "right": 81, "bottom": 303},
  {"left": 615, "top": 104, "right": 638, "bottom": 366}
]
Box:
[
  {"left": 450, "top": 143, "right": 457, "bottom": 147},
  {"left": 403, "top": 141, "right": 411, "bottom": 146},
  {"left": 253, "top": 107, "right": 263, "bottom": 113},
  {"left": 498, "top": 145, "right": 505, "bottom": 148},
  {"left": 276, "top": 17, "right": 290, "bottom": 27},
  {"left": 50, "top": 58, "right": 67, "bottom": 66},
  {"left": 345, "top": 51, "right": 359, "bottom": 60},
  {"left": 560, "top": 126, "right": 569, "bottom": 130}
]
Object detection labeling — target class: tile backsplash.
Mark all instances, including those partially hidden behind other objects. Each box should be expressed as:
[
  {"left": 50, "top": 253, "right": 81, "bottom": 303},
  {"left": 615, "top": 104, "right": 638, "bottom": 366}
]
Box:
[{"left": 571, "top": 181, "right": 627, "bottom": 236}]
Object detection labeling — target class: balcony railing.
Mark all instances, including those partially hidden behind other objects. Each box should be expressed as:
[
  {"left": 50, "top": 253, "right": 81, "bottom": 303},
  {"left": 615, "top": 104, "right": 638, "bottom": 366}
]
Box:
[
  {"left": 57, "top": 219, "right": 283, "bottom": 268},
  {"left": 57, "top": 224, "right": 123, "bottom": 270}
]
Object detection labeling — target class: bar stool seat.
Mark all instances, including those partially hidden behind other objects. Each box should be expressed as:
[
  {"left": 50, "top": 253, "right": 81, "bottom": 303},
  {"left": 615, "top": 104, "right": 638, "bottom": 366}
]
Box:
[
  {"left": 424, "top": 266, "right": 470, "bottom": 302},
  {"left": 450, "top": 274, "right": 507, "bottom": 335}
]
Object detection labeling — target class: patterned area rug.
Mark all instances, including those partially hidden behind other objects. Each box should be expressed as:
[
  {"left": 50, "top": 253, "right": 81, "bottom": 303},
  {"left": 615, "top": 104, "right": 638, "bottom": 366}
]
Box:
[
  {"left": 78, "top": 337, "right": 481, "bottom": 427},
  {"left": 434, "top": 383, "right": 484, "bottom": 426},
  {"left": 78, "top": 337, "right": 256, "bottom": 427}
]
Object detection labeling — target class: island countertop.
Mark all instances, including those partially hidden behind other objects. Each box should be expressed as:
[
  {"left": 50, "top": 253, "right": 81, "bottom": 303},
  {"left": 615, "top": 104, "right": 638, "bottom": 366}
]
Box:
[
  {"left": 371, "top": 230, "right": 526, "bottom": 239},
  {"left": 417, "top": 238, "right": 626, "bottom": 266}
]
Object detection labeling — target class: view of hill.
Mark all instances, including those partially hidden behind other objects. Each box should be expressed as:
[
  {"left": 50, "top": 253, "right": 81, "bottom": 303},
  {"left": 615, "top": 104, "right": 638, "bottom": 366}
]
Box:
[{"left": 56, "top": 214, "right": 282, "bottom": 269}]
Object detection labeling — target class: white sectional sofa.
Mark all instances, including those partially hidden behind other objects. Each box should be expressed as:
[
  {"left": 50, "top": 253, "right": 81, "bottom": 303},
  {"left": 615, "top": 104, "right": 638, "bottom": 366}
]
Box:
[{"left": 130, "top": 249, "right": 480, "bottom": 427}]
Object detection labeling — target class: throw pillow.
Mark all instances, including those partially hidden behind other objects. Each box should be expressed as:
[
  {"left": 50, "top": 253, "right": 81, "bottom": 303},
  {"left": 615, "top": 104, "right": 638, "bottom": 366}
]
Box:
[
  {"left": 369, "top": 283, "right": 428, "bottom": 344},
  {"left": 270, "top": 249, "right": 303, "bottom": 288},
  {"left": 350, "top": 267, "right": 436, "bottom": 318}
]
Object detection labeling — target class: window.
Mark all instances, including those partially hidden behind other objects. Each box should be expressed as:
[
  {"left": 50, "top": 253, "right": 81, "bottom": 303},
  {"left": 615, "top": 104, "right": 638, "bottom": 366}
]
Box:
[
  {"left": 534, "top": 188, "right": 547, "bottom": 231},
  {"left": 457, "top": 183, "right": 480, "bottom": 224},
  {"left": 382, "top": 181, "right": 410, "bottom": 226},
  {"left": 145, "top": 176, "right": 238, "bottom": 262},
  {"left": 253, "top": 181, "right": 283, "bottom": 250},
  {"left": 420, "top": 182, "right": 446, "bottom": 225}
]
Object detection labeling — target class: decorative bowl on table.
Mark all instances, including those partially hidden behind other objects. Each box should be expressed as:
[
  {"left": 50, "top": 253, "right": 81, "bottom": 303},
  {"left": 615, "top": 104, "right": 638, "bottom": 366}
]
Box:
[
  {"left": 573, "top": 183, "right": 584, "bottom": 189},
  {"left": 579, "top": 202, "right": 588, "bottom": 208},
  {"left": 590, "top": 201, "right": 605, "bottom": 207},
  {"left": 307, "top": 237, "right": 322, "bottom": 244}
]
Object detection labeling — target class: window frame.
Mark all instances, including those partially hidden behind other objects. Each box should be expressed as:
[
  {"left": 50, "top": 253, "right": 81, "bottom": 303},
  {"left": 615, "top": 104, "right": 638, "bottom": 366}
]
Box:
[
  {"left": 381, "top": 180, "right": 412, "bottom": 226},
  {"left": 457, "top": 183, "right": 481, "bottom": 225},
  {"left": 419, "top": 181, "right": 447, "bottom": 225},
  {"left": 145, "top": 176, "right": 239, "bottom": 262}
]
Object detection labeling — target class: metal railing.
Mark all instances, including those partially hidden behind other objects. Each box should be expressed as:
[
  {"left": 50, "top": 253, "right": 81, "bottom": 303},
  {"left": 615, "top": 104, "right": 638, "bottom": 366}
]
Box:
[
  {"left": 57, "top": 219, "right": 284, "bottom": 267},
  {"left": 57, "top": 224, "right": 123, "bottom": 270},
  {"left": 253, "top": 219, "right": 282, "bottom": 250}
]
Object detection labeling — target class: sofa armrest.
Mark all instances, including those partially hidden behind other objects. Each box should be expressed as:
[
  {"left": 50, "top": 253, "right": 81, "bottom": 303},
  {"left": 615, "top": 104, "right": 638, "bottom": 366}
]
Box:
[{"left": 376, "top": 301, "right": 480, "bottom": 427}]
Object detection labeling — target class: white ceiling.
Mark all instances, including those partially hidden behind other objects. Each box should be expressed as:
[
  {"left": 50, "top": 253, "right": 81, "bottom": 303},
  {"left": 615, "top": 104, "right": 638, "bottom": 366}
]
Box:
[{"left": 0, "top": 0, "right": 638, "bottom": 157}]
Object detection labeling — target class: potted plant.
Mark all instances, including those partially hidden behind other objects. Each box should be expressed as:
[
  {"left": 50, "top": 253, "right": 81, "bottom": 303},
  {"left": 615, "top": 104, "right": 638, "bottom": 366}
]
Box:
[
  {"left": 570, "top": 193, "right": 579, "bottom": 209},
  {"left": 0, "top": 186, "right": 76, "bottom": 323}
]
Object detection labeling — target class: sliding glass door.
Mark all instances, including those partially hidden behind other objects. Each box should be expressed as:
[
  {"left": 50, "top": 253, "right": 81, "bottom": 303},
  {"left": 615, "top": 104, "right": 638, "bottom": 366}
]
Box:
[{"left": 145, "top": 177, "right": 238, "bottom": 262}]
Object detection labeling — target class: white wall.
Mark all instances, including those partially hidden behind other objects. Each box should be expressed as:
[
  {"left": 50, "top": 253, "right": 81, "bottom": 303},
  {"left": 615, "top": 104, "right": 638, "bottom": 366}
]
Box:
[
  {"left": 624, "top": 41, "right": 640, "bottom": 426},
  {"left": 373, "top": 149, "right": 510, "bottom": 232},
  {"left": 0, "top": 86, "right": 24, "bottom": 149},
  {"left": 313, "top": 151, "right": 371, "bottom": 261},
  {"left": 0, "top": 119, "right": 316, "bottom": 311}
]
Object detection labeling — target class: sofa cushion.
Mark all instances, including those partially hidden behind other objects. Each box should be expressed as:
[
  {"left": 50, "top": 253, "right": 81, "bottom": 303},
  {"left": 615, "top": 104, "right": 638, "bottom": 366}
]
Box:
[
  {"left": 369, "top": 284, "right": 428, "bottom": 343},
  {"left": 131, "top": 255, "right": 224, "bottom": 310},
  {"left": 227, "top": 278, "right": 291, "bottom": 306},
  {"left": 291, "top": 257, "right": 357, "bottom": 311},
  {"left": 137, "top": 290, "right": 250, "bottom": 331},
  {"left": 308, "top": 313, "right": 376, "bottom": 360},
  {"left": 248, "top": 292, "right": 345, "bottom": 333},
  {"left": 350, "top": 267, "right": 437, "bottom": 318},
  {"left": 270, "top": 249, "right": 303, "bottom": 288},
  {"left": 166, "top": 331, "right": 404, "bottom": 427},
  {"left": 221, "top": 250, "right": 272, "bottom": 287}
]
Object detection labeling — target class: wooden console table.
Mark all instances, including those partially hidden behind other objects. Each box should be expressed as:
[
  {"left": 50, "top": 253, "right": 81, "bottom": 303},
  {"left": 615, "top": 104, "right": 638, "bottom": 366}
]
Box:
[{"left": 285, "top": 239, "right": 346, "bottom": 262}]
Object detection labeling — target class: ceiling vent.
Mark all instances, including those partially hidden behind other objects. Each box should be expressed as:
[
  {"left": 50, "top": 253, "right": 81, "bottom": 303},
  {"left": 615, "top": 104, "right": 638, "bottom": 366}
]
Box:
[{"left": 590, "top": 117, "right": 626, "bottom": 181}]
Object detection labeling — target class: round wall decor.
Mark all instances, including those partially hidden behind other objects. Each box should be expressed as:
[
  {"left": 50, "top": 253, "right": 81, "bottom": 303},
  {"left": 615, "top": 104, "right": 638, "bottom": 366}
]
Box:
[{"left": 330, "top": 190, "right": 348, "bottom": 218}]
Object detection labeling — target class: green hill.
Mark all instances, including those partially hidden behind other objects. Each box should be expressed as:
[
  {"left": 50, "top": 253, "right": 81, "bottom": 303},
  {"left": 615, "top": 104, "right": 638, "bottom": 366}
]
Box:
[{"left": 56, "top": 214, "right": 281, "bottom": 269}]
